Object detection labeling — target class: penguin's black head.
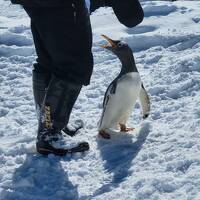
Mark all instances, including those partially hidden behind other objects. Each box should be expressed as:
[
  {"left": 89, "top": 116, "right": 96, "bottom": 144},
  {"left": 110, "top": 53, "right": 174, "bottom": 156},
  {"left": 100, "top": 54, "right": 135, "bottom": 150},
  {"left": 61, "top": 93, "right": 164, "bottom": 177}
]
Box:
[
  {"left": 101, "top": 35, "right": 133, "bottom": 60},
  {"left": 101, "top": 35, "right": 138, "bottom": 73}
]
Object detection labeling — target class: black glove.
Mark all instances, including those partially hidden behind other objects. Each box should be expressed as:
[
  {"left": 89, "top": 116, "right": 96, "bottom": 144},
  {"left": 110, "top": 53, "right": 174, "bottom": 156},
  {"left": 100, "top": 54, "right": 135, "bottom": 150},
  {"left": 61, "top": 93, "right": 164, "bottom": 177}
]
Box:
[
  {"left": 112, "top": 0, "right": 144, "bottom": 28},
  {"left": 90, "top": 0, "right": 112, "bottom": 13}
]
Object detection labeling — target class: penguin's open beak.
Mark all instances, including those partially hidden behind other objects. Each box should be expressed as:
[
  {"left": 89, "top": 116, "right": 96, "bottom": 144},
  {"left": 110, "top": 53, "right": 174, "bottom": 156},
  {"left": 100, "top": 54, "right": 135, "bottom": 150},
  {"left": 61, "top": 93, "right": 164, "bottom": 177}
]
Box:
[{"left": 101, "top": 35, "right": 117, "bottom": 49}]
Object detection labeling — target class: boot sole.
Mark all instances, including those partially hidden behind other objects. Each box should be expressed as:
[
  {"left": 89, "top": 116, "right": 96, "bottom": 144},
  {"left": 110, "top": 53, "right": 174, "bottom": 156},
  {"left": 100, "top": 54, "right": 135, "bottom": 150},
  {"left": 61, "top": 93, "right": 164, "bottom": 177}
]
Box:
[{"left": 36, "top": 141, "right": 89, "bottom": 156}]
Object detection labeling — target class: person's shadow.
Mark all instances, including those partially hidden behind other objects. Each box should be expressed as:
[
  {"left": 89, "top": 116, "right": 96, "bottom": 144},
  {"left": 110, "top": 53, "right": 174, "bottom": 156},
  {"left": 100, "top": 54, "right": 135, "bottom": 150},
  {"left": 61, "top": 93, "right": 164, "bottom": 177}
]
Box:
[
  {"left": 1, "top": 155, "right": 79, "bottom": 200},
  {"left": 92, "top": 122, "right": 151, "bottom": 198}
]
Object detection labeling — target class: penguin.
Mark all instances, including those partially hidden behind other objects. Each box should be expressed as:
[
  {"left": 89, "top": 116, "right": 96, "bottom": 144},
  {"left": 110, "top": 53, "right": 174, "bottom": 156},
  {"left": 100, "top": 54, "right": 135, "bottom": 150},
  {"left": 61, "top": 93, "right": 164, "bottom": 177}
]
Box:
[{"left": 98, "top": 35, "right": 150, "bottom": 139}]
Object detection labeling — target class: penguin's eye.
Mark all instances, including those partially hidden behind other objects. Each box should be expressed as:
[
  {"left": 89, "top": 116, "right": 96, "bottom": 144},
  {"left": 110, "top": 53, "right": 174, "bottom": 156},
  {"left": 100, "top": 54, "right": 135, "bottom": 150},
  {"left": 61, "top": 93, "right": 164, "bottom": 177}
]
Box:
[{"left": 117, "top": 42, "right": 124, "bottom": 48}]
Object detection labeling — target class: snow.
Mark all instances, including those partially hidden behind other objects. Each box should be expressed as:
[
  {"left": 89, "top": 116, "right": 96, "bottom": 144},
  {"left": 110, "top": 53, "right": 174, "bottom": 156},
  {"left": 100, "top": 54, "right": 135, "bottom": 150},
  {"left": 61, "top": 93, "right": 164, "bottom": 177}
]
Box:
[{"left": 0, "top": 0, "right": 200, "bottom": 199}]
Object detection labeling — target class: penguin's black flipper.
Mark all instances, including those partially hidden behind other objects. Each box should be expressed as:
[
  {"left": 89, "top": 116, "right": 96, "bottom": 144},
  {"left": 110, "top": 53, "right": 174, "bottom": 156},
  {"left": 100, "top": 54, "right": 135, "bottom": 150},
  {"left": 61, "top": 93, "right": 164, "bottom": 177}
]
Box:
[
  {"left": 99, "top": 79, "right": 118, "bottom": 128},
  {"left": 103, "top": 78, "right": 118, "bottom": 108},
  {"left": 139, "top": 84, "right": 150, "bottom": 119}
]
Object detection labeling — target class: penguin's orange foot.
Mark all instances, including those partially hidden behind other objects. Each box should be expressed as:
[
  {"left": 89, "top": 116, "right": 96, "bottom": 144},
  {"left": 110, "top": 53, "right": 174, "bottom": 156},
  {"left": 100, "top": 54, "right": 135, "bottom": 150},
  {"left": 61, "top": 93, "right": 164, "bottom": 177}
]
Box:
[
  {"left": 119, "top": 124, "right": 135, "bottom": 132},
  {"left": 98, "top": 130, "right": 111, "bottom": 139}
]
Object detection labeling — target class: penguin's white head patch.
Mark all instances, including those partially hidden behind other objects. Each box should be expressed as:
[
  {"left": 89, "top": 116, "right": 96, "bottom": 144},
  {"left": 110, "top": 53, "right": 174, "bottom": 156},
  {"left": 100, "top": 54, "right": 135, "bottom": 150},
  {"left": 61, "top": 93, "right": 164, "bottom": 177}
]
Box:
[{"left": 117, "top": 41, "right": 126, "bottom": 48}]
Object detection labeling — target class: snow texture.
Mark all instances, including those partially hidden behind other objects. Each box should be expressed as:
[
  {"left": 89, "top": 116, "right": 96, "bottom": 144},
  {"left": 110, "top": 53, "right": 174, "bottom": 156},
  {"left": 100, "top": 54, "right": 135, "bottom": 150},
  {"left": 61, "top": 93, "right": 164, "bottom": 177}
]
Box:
[{"left": 0, "top": 0, "right": 200, "bottom": 199}]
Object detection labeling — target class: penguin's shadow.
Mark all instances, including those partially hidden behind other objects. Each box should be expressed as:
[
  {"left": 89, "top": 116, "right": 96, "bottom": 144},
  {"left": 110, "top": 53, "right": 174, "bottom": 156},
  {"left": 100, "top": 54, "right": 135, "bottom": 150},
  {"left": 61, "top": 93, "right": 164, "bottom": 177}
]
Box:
[
  {"left": 1, "top": 155, "right": 79, "bottom": 200},
  {"left": 94, "top": 123, "right": 151, "bottom": 197}
]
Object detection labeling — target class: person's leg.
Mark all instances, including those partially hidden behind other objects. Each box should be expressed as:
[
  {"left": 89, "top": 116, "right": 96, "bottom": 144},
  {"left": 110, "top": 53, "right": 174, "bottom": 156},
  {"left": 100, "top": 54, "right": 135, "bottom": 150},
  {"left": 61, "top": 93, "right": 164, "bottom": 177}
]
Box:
[
  {"left": 23, "top": 3, "right": 93, "bottom": 154},
  {"left": 24, "top": 2, "right": 93, "bottom": 85},
  {"left": 27, "top": 19, "right": 52, "bottom": 115}
]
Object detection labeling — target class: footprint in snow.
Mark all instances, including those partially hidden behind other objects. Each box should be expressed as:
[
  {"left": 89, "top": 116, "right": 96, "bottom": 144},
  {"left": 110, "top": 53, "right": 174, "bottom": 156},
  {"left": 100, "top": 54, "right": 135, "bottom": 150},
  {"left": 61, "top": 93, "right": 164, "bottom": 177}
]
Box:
[
  {"left": 0, "top": 32, "right": 33, "bottom": 47},
  {"left": 0, "top": 45, "right": 34, "bottom": 57},
  {"left": 125, "top": 25, "right": 157, "bottom": 35},
  {"left": 9, "top": 25, "right": 29, "bottom": 34},
  {"left": 192, "top": 17, "right": 200, "bottom": 24},
  {"left": 143, "top": 4, "right": 177, "bottom": 17}
]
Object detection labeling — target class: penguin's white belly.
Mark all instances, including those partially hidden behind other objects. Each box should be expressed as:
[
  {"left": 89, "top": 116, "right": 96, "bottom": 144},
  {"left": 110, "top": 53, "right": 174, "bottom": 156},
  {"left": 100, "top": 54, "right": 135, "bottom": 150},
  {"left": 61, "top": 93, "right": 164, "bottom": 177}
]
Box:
[{"left": 99, "top": 72, "right": 141, "bottom": 130}]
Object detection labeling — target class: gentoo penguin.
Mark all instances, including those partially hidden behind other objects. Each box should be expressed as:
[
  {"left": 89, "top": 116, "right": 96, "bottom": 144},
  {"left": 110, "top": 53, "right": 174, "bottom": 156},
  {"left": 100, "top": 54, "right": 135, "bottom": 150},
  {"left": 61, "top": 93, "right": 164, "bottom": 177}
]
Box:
[{"left": 99, "top": 35, "right": 150, "bottom": 139}]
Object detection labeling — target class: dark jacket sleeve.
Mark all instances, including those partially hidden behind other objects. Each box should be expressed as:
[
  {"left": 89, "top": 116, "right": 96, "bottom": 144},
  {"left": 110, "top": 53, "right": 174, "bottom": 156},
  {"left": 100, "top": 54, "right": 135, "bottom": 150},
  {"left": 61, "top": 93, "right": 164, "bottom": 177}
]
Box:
[{"left": 90, "top": 0, "right": 144, "bottom": 28}]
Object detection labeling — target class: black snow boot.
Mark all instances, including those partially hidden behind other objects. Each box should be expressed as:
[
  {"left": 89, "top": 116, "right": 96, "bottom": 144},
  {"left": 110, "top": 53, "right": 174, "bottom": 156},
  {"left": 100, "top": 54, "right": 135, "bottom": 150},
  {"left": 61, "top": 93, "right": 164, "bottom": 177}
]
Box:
[
  {"left": 36, "top": 75, "right": 89, "bottom": 156},
  {"left": 32, "top": 70, "right": 82, "bottom": 136},
  {"left": 32, "top": 70, "right": 51, "bottom": 116}
]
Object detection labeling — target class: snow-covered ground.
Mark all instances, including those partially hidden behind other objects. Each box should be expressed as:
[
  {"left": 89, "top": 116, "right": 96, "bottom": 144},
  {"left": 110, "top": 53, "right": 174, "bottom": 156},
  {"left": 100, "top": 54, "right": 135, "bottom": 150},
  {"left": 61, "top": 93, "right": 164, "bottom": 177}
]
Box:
[{"left": 0, "top": 0, "right": 200, "bottom": 199}]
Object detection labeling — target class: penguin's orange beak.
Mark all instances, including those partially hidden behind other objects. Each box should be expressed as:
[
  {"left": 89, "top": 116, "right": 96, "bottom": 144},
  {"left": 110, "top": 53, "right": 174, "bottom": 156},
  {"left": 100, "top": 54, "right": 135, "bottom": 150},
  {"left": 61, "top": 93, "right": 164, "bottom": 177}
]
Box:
[{"left": 101, "top": 35, "right": 117, "bottom": 49}]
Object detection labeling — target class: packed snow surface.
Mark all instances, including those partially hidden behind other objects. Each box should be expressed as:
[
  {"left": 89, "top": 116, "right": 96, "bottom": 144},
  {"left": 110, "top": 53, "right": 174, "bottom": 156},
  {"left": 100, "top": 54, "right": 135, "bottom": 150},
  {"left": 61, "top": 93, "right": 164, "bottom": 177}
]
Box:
[{"left": 0, "top": 0, "right": 200, "bottom": 199}]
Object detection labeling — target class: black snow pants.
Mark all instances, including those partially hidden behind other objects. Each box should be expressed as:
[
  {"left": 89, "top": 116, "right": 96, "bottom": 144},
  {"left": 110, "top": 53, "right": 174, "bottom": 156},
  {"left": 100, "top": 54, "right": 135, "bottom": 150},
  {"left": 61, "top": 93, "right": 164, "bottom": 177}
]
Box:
[{"left": 24, "top": 1, "right": 93, "bottom": 86}]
